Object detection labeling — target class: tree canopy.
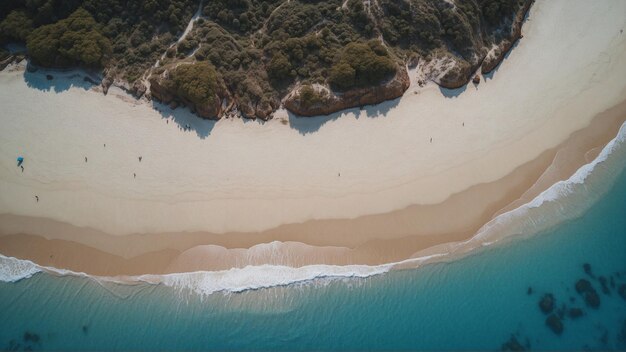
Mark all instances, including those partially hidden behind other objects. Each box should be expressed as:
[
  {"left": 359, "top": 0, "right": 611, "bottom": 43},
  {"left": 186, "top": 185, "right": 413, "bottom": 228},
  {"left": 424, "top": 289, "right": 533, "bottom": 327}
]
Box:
[
  {"left": 170, "top": 61, "right": 219, "bottom": 105},
  {"left": 26, "top": 8, "right": 111, "bottom": 67},
  {"left": 267, "top": 52, "right": 293, "bottom": 82},
  {"left": 329, "top": 41, "right": 396, "bottom": 91},
  {"left": 0, "top": 10, "right": 34, "bottom": 42},
  {"left": 0, "top": 0, "right": 530, "bottom": 117}
]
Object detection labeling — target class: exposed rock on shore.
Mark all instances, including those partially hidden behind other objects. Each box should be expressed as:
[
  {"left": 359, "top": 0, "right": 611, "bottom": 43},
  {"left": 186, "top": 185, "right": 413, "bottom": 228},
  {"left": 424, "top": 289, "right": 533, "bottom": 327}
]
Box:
[
  {"left": 2, "top": 0, "right": 534, "bottom": 120},
  {"left": 149, "top": 65, "right": 229, "bottom": 120},
  {"left": 283, "top": 69, "right": 409, "bottom": 117},
  {"left": 0, "top": 54, "right": 25, "bottom": 71},
  {"left": 130, "top": 81, "right": 147, "bottom": 99},
  {"left": 482, "top": 0, "right": 535, "bottom": 74}
]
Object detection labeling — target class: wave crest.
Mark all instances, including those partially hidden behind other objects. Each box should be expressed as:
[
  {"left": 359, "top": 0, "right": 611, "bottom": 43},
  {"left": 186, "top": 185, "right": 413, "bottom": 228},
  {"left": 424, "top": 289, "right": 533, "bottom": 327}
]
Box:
[
  {"left": 0, "top": 255, "right": 41, "bottom": 282},
  {"left": 1, "top": 122, "right": 625, "bottom": 295},
  {"left": 139, "top": 264, "right": 390, "bottom": 295}
]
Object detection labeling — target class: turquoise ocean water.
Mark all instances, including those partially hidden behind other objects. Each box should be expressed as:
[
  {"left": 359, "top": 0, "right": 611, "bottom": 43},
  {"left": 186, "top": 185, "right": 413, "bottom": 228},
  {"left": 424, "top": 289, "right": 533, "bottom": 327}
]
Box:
[{"left": 1, "top": 127, "right": 626, "bottom": 350}]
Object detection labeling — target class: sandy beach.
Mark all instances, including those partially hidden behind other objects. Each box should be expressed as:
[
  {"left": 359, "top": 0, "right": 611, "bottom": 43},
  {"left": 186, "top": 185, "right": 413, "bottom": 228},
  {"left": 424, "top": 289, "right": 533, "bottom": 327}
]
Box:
[{"left": 1, "top": 0, "right": 626, "bottom": 277}]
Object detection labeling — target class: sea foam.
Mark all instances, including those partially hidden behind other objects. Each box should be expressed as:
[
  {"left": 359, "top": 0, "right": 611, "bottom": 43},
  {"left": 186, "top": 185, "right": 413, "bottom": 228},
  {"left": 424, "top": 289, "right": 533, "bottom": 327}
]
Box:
[
  {"left": 1, "top": 122, "right": 625, "bottom": 294},
  {"left": 0, "top": 255, "right": 41, "bottom": 282},
  {"left": 484, "top": 121, "right": 624, "bottom": 229},
  {"left": 140, "top": 264, "right": 391, "bottom": 295}
]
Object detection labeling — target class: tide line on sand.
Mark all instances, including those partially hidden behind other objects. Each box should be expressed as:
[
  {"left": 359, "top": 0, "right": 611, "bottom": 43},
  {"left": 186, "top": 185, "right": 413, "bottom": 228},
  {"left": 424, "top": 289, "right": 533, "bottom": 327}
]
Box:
[
  {"left": 1, "top": 0, "right": 626, "bottom": 293},
  {"left": 1, "top": 118, "right": 625, "bottom": 295}
]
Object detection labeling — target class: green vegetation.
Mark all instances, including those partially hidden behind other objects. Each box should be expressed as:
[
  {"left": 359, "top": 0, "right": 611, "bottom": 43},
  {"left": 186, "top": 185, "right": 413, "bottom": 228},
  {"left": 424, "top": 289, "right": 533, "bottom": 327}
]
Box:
[
  {"left": 1, "top": 0, "right": 196, "bottom": 80},
  {"left": 202, "top": 0, "right": 283, "bottom": 34},
  {"left": 0, "top": 10, "right": 34, "bottom": 42},
  {"left": 82, "top": 0, "right": 196, "bottom": 81},
  {"left": 329, "top": 41, "right": 396, "bottom": 91},
  {"left": 1, "top": 0, "right": 530, "bottom": 116},
  {"left": 267, "top": 52, "right": 293, "bottom": 82},
  {"left": 27, "top": 9, "right": 111, "bottom": 67},
  {"left": 482, "top": 0, "right": 521, "bottom": 26},
  {"left": 170, "top": 61, "right": 219, "bottom": 105},
  {"left": 298, "top": 85, "right": 327, "bottom": 108}
]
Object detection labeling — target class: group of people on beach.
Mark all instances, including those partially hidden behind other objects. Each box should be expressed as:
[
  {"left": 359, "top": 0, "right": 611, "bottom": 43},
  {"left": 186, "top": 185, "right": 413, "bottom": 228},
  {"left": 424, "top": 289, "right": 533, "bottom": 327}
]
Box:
[{"left": 21, "top": 146, "right": 144, "bottom": 203}]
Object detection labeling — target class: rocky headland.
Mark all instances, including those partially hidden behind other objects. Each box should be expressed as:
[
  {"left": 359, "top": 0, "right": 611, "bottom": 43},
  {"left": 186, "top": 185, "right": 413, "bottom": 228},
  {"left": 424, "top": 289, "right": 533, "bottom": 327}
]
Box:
[{"left": 1, "top": 0, "right": 534, "bottom": 120}]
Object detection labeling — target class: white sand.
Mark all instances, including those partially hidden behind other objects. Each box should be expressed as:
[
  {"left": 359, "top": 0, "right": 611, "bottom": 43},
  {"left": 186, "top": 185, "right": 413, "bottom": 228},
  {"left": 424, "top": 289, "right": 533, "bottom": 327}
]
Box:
[{"left": 1, "top": 0, "right": 625, "bottom": 237}]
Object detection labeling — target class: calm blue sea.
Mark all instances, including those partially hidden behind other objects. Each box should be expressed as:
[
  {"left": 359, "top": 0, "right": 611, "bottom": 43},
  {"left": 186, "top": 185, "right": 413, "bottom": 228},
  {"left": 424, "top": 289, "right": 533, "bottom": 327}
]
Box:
[{"left": 1, "top": 141, "right": 626, "bottom": 350}]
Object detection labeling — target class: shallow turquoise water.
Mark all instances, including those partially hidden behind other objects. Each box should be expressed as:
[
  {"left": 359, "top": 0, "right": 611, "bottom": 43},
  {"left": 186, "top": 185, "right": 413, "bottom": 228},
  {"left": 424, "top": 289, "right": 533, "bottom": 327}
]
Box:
[{"left": 1, "top": 154, "right": 626, "bottom": 350}]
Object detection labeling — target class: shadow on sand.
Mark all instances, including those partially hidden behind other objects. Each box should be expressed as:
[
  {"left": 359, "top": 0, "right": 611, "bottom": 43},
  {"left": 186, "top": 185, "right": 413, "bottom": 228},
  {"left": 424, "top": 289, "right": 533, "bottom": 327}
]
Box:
[
  {"left": 151, "top": 100, "right": 217, "bottom": 139},
  {"left": 287, "top": 97, "right": 401, "bottom": 135},
  {"left": 23, "top": 65, "right": 100, "bottom": 93},
  {"left": 439, "top": 84, "right": 468, "bottom": 98}
]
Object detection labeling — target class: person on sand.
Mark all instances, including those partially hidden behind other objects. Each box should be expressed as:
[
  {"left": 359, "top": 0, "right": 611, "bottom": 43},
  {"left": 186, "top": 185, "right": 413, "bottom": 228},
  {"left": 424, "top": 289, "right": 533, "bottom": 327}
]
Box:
[
  {"left": 35, "top": 195, "right": 38, "bottom": 202},
  {"left": 430, "top": 137, "right": 432, "bottom": 143},
  {"left": 138, "top": 156, "right": 142, "bottom": 162},
  {"left": 133, "top": 173, "right": 136, "bottom": 178},
  {"left": 85, "top": 157, "right": 88, "bottom": 163}
]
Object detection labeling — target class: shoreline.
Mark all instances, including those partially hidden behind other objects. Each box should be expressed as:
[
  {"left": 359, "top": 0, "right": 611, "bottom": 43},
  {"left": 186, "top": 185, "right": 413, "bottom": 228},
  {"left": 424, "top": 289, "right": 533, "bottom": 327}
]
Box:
[
  {"left": 1, "top": 1, "right": 626, "bottom": 279},
  {"left": 1, "top": 99, "right": 625, "bottom": 276},
  {"left": 0, "top": 113, "right": 625, "bottom": 297}
]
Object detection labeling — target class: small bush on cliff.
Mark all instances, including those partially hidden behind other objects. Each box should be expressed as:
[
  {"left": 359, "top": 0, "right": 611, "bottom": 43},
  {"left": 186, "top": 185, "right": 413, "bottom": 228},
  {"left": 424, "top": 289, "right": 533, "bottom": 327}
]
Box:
[
  {"left": 298, "top": 85, "right": 327, "bottom": 108},
  {"left": 26, "top": 8, "right": 111, "bottom": 67},
  {"left": 329, "top": 41, "right": 396, "bottom": 91},
  {"left": 170, "top": 61, "right": 219, "bottom": 105}
]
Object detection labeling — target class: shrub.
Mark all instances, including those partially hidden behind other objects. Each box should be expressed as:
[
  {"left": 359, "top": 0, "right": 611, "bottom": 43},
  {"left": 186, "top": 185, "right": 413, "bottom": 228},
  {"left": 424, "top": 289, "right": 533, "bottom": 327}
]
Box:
[
  {"left": 299, "top": 85, "right": 325, "bottom": 108},
  {"left": 27, "top": 8, "right": 111, "bottom": 67},
  {"left": 0, "top": 10, "right": 34, "bottom": 42},
  {"left": 329, "top": 62, "right": 355, "bottom": 91},
  {"left": 329, "top": 41, "right": 396, "bottom": 91},
  {"left": 267, "top": 51, "right": 292, "bottom": 82},
  {"left": 170, "top": 61, "right": 219, "bottom": 105}
]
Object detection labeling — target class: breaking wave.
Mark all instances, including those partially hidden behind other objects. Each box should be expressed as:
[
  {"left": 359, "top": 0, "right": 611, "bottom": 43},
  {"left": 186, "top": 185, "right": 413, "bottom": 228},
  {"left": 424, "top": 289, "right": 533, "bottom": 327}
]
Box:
[
  {"left": 1, "top": 122, "right": 625, "bottom": 295},
  {"left": 0, "top": 255, "right": 41, "bottom": 282},
  {"left": 139, "top": 264, "right": 391, "bottom": 295}
]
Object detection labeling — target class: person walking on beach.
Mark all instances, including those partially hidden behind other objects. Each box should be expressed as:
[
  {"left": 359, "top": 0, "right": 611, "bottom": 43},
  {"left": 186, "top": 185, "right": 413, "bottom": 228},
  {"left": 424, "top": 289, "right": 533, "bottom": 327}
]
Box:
[
  {"left": 133, "top": 173, "right": 136, "bottom": 178},
  {"left": 35, "top": 195, "right": 38, "bottom": 202},
  {"left": 138, "top": 156, "right": 142, "bottom": 162},
  {"left": 430, "top": 137, "right": 432, "bottom": 143},
  {"left": 85, "top": 157, "right": 88, "bottom": 163}
]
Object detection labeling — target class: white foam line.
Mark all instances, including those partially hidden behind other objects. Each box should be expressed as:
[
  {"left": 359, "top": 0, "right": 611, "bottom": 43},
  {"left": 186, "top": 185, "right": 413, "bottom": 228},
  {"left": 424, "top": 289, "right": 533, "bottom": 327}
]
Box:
[{"left": 1, "top": 121, "right": 625, "bottom": 295}]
